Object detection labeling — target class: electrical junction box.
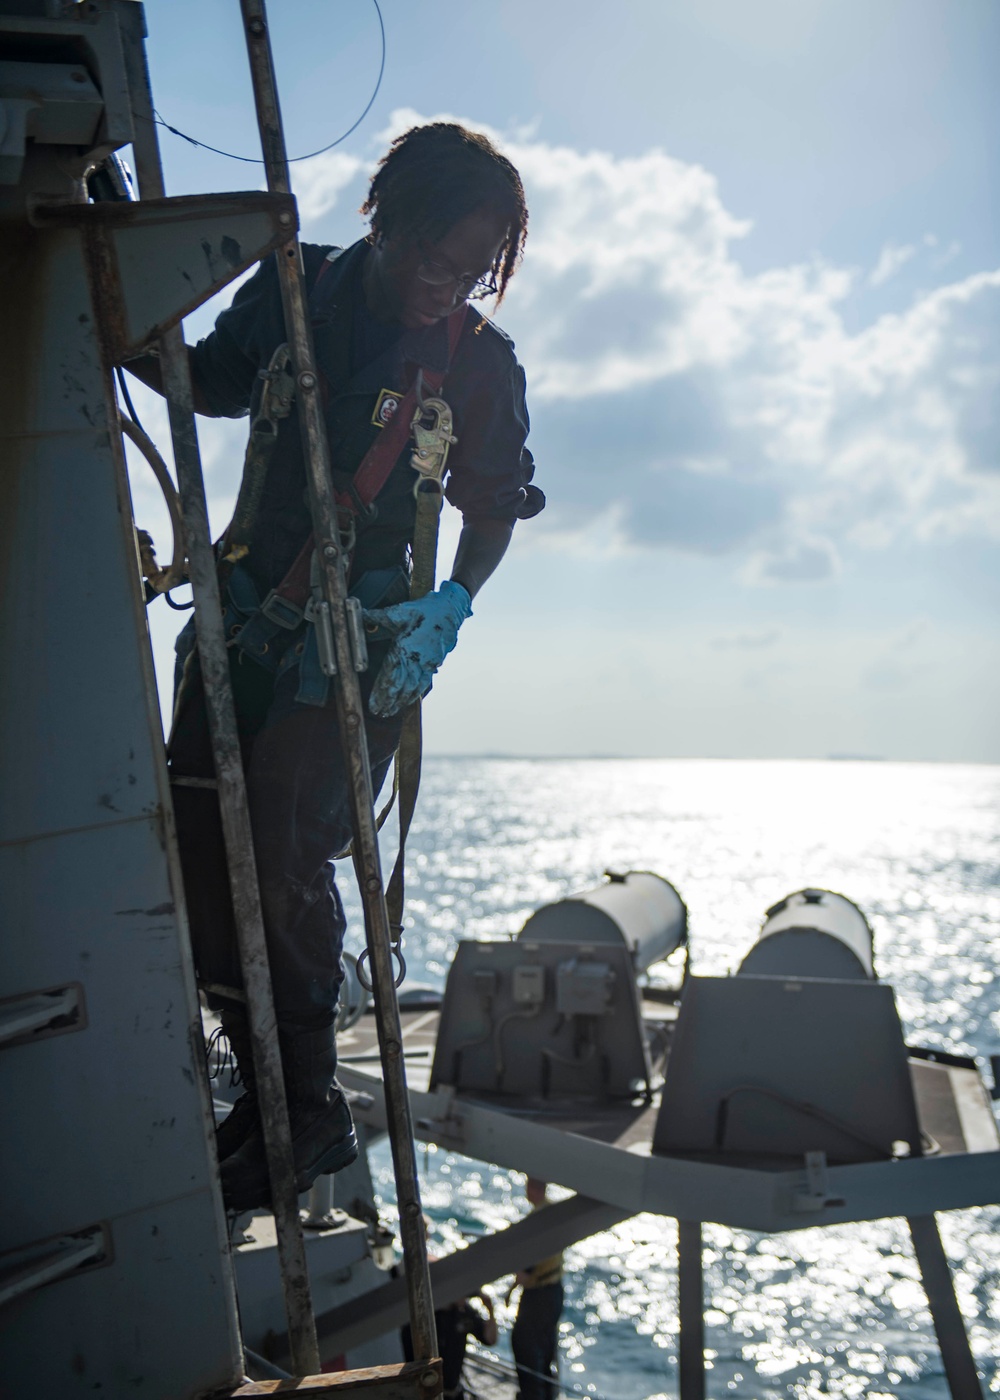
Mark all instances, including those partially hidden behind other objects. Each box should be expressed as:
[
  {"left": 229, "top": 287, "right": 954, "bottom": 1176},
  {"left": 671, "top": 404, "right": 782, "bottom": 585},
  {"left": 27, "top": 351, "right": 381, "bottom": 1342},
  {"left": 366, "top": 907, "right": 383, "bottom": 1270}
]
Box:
[
  {"left": 513, "top": 964, "right": 545, "bottom": 1007},
  {"left": 431, "top": 940, "right": 650, "bottom": 1100},
  {"left": 556, "top": 959, "right": 615, "bottom": 1017}
]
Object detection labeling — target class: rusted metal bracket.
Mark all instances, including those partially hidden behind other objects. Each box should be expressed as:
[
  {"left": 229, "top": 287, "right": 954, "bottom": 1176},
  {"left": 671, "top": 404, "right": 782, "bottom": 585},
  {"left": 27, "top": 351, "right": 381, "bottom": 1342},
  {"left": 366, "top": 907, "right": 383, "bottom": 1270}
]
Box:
[{"left": 32, "top": 191, "right": 298, "bottom": 362}]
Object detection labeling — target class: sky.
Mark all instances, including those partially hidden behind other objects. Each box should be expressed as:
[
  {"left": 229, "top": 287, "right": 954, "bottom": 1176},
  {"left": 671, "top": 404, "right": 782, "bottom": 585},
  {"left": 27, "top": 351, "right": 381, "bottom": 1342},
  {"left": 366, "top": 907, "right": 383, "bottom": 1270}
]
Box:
[{"left": 126, "top": 0, "right": 1000, "bottom": 761}]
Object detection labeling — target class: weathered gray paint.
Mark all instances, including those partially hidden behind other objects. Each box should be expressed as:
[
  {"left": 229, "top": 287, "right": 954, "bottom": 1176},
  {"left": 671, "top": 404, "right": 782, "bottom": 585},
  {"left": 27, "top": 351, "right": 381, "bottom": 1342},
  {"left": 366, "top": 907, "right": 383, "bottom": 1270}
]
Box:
[
  {"left": 652, "top": 975, "right": 921, "bottom": 1160},
  {"left": 0, "top": 215, "right": 241, "bottom": 1398},
  {"left": 0, "top": 5, "right": 300, "bottom": 1391}
]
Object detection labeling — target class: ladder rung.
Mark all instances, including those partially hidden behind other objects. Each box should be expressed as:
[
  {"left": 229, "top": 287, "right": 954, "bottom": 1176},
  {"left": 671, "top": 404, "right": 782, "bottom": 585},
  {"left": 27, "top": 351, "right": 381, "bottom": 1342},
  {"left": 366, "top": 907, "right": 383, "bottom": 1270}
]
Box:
[
  {"left": 0, "top": 984, "right": 83, "bottom": 1049},
  {"left": 201, "top": 981, "right": 247, "bottom": 1004},
  {"left": 231, "top": 1359, "right": 442, "bottom": 1397},
  {"left": 170, "top": 775, "right": 218, "bottom": 790},
  {"left": 0, "top": 1226, "right": 107, "bottom": 1308}
]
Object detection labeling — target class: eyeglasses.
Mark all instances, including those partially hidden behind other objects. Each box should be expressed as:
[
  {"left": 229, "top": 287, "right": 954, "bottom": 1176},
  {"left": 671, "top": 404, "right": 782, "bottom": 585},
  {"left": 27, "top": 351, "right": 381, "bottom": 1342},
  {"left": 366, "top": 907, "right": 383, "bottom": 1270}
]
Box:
[{"left": 416, "top": 255, "right": 498, "bottom": 301}]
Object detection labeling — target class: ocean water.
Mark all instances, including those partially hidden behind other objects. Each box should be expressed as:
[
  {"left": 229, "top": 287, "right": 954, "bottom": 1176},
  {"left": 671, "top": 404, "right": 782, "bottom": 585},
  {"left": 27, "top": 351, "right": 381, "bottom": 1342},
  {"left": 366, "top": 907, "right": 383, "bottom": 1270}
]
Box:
[{"left": 340, "top": 758, "right": 1000, "bottom": 1399}]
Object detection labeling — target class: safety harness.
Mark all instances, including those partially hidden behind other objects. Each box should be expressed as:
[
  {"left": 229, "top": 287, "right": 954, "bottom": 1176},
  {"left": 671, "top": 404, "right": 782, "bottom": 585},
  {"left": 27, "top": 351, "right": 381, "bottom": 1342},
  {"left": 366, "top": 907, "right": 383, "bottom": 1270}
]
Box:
[
  {"left": 247, "top": 302, "right": 466, "bottom": 653},
  {"left": 217, "top": 248, "right": 470, "bottom": 956}
]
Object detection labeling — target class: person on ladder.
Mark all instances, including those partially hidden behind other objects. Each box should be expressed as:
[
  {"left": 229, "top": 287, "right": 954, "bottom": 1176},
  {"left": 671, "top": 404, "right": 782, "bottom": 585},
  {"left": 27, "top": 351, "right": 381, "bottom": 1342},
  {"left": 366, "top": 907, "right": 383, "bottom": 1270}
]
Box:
[{"left": 127, "top": 122, "right": 544, "bottom": 1213}]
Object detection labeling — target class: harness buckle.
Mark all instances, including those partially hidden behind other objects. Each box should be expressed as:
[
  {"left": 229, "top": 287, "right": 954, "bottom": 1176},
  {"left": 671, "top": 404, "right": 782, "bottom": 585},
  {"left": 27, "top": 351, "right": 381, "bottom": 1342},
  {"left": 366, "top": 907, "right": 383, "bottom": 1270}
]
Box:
[
  {"left": 259, "top": 589, "right": 304, "bottom": 629},
  {"left": 304, "top": 594, "right": 338, "bottom": 677}
]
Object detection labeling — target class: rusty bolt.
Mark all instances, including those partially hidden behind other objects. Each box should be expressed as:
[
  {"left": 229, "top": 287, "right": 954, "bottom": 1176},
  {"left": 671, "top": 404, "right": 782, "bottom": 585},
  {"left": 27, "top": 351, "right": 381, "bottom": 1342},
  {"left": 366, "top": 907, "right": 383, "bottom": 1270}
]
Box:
[
  {"left": 366, "top": 876, "right": 381, "bottom": 893},
  {"left": 323, "top": 544, "right": 337, "bottom": 559},
  {"left": 420, "top": 1369, "right": 439, "bottom": 1391},
  {"left": 298, "top": 371, "right": 317, "bottom": 390},
  {"left": 345, "top": 712, "right": 360, "bottom": 729},
  {"left": 248, "top": 18, "right": 265, "bottom": 34},
  {"left": 385, "top": 1040, "right": 401, "bottom": 1058},
  {"left": 404, "top": 1200, "right": 421, "bottom": 1217},
  {"left": 278, "top": 210, "right": 293, "bottom": 226}
]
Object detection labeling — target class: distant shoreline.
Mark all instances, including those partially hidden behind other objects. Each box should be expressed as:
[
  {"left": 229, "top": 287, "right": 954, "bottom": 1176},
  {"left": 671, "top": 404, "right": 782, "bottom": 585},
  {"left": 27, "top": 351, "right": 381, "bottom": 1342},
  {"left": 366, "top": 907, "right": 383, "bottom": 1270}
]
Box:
[{"left": 422, "top": 753, "right": 997, "bottom": 765}]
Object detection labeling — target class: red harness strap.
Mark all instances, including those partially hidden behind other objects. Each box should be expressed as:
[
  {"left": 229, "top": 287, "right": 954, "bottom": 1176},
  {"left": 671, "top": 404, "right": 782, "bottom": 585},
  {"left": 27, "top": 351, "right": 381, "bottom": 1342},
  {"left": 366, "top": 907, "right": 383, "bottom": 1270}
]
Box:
[{"left": 271, "top": 302, "right": 469, "bottom": 610}]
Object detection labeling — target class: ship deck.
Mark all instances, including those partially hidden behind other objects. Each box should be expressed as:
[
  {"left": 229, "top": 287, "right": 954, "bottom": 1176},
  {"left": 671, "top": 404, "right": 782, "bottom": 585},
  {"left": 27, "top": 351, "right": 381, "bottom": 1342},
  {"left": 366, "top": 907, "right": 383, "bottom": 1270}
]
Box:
[{"left": 338, "top": 1002, "right": 1000, "bottom": 1165}]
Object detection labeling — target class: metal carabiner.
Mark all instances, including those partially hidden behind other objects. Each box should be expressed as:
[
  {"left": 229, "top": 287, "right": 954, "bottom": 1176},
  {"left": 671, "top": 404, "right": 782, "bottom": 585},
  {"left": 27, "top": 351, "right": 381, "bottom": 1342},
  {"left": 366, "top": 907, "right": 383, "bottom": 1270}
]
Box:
[{"left": 410, "top": 394, "right": 457, "bottom": 491}]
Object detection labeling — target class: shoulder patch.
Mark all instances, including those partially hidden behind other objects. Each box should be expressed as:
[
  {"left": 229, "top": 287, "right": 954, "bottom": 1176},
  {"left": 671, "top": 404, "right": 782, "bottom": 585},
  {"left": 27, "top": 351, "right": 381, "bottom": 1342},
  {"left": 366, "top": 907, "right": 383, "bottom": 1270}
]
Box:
[{"left": 371, "top": 387, "right": 405, "bottom": 428}]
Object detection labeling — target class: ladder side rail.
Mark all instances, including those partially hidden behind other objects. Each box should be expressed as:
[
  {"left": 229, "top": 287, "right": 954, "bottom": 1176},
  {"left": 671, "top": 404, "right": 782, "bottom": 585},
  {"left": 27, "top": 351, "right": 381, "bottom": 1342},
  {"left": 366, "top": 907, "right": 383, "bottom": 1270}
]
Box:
[
  {"left": 116, "top": 2, "right": 321, "bottom": 1376},
  {"left": 236, "top": 0, "right": 439, "bottom": 1366}
]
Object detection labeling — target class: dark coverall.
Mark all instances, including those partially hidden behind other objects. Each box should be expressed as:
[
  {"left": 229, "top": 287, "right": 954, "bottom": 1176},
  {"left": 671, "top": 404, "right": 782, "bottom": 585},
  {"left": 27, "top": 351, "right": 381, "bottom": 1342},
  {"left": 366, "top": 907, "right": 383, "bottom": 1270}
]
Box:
[
  {"left": 169, "top": 238, "right": 540, "bottom": 1029},
  {"left": 402, "top": 1298, "right": 495, "bottom": 1399},
  {"left": 512, "top": 1256, "right": 564, "bottom": 1400}
]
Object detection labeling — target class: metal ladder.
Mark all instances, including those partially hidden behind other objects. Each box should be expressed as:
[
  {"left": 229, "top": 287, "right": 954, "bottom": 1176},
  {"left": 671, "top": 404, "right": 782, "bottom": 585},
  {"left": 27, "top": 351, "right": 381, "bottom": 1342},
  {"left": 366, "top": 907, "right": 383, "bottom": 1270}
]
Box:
[{"left": 121, "top": 2, "right": 440, "bottom": 1391}]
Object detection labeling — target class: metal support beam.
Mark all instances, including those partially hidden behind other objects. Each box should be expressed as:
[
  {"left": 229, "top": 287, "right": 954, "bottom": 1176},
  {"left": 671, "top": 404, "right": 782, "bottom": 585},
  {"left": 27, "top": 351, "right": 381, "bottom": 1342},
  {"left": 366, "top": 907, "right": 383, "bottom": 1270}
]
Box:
[
  {"left": 116, "top": 2, "right": 320, "bottom": 1376},
  {"left": 237, "top": 0, "right": 439, "bottom": 1371},
  {"left": 0, "top": 1226, "right": 107, "bottom": 1309},
  {"left": 288, "top": 1194, "right": 632, "bottom": 1360},
  {"left": 677, "top": 1220, "right": 705, "bottom": 1400},
  {"left": 907, "top": 1215, "right": 983, "bottom": 1400},
  {"left": 342, "top": 1067, "right": 1000, "bottom": 1233},
  {"left": 32, "top": 191, "right": 296, "bottom": 361}
]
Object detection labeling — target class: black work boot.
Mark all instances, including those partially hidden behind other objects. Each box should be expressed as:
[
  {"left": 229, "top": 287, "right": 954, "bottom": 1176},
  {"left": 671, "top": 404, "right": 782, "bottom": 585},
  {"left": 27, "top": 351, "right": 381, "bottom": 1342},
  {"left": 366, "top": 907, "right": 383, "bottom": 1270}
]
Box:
[
  {"left": 213, "top": 1008, "right": 260, "bottom": 1163},
  {"left": 219, "top": 1023, "right": 357, "bottom": 1215}
]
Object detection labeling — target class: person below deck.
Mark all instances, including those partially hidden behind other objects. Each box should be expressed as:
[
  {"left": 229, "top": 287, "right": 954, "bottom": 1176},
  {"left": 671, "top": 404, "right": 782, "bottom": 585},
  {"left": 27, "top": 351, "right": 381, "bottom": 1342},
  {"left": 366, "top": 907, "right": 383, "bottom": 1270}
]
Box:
[
  {"left": 401, "top": 1216, "right": 498, "bottom": 1399},
  {"left": 127, "top": 121, "right": 544, "bottom": 1213},
  {"left": 509, "top": 1177, "right": 564, "bottom": 1400}
]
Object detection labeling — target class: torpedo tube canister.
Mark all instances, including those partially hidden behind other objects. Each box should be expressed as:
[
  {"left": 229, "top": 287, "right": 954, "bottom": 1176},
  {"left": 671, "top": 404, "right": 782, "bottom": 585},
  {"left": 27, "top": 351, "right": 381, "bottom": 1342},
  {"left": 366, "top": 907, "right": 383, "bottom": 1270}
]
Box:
[
  {"left": 516, "top": 870, "right": 687, "bottom": 974},
  {"left": 737, "top": 887, "right": 875, "bottom": 980}
]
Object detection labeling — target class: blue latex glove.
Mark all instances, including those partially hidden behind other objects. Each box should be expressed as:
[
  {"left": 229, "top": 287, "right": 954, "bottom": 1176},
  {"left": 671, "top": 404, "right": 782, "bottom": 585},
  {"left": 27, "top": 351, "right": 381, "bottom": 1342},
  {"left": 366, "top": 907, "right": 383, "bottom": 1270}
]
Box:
[{"left": 367, "top": 580, "right": 473, "bottom": 718}]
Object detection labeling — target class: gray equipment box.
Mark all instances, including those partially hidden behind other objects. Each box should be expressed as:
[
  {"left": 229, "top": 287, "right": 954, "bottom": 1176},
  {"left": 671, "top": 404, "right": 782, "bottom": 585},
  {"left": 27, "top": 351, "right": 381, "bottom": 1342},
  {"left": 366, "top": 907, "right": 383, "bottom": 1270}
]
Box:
[
  {"left": 653, "top": 975, "right": 922, "bottom": 1164},
  {"left": 431, "top": 940, "right": 650, "bottom": 1101}
]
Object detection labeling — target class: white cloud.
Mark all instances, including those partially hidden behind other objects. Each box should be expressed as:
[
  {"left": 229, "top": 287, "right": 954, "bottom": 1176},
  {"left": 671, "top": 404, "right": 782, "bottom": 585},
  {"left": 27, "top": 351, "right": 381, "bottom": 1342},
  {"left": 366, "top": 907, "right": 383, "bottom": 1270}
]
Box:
[
  {"left": 743, "top": 535, "right": 840, "bottom": 585},
  {"left": 293, "top": 150, "right": 364, "bottom": 224},
  {"left": 869, "top": 241, "right": 916, "bottom": 287},
  {"left": 710, "top": 629, "right": 781, "bottom": 650},
  {"left": 291, "top": 110, "right": 1000, "bottom": 579}
]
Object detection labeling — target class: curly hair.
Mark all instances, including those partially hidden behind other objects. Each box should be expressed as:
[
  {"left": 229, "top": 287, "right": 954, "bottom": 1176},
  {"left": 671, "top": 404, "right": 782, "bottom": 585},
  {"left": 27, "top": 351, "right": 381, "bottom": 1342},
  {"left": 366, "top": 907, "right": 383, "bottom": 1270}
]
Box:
[{"left": 360, "top": 122, "right": 528, "bottom": 303}]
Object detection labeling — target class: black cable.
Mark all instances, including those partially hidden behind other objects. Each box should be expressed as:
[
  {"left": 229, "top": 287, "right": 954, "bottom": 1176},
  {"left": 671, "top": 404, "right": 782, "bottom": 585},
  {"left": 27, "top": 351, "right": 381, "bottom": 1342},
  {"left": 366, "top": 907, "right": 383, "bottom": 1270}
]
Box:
[
  {"left": 465, "top": 1347, "right": 606, "bottom": 1400},
  {"left": 715, "top": 1084, "right": 896, "bottom": 1159},
  {"left": 152, "top": 0, "right": 385, "bottom": 166},
  {"left": 115, "top": 365, "right": 146, "bottom": 437}
]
